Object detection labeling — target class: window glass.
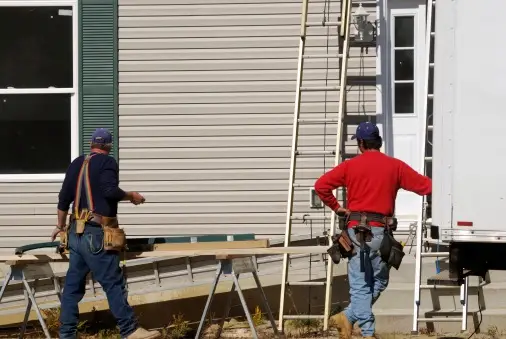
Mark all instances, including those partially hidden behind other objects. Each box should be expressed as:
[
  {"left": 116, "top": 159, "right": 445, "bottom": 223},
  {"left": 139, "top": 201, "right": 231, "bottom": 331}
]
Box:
[
  {"left": 393, "top": 15, "right": 415, "bottom": 114},
  {"left": 0, "top": 94, "right": 71, "bottom": 174},
  {"left": 0, "top": 7, "right": 73, "bottom": 89}
]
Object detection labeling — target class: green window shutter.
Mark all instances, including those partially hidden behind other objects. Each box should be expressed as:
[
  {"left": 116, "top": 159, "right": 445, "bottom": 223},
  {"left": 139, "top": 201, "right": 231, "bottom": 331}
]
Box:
[{"left": 79, "top": 0, "right": 118, "bottom": 158}]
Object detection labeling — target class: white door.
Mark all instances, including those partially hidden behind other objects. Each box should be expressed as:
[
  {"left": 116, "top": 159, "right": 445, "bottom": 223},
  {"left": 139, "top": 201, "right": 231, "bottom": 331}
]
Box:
[{"left": 388, "top": 0, "right": 426, "bottom": 228}]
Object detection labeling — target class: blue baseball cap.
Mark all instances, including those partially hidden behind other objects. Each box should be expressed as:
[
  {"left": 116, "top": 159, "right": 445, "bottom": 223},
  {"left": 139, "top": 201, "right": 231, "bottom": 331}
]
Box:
[
  {"left": 351, "top": 122, "right": 380, "bottom": 140},
  {"left": 91, "top": 128, "right": 112, "bottom": 144}
]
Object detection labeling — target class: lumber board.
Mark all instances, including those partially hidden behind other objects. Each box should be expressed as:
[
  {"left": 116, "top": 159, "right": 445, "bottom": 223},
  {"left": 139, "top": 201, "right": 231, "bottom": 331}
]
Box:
[
  {"left": 0, "top": 246, "right": 329, "bottom": 264},
  {"left": 129, "top": 239, "right": 269, "bottom": 252},
  {"left": 131, "top": 246, "right": 330, "bottom": 259}
]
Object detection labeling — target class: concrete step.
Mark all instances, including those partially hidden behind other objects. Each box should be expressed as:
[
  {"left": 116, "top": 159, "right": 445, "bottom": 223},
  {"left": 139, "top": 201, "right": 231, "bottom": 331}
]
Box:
[
  {"left": 375, "top": 308, "right": 506, "bottom": 333},
  {"left": 373, "top": 281, "right": 506, "bottom": 311}
]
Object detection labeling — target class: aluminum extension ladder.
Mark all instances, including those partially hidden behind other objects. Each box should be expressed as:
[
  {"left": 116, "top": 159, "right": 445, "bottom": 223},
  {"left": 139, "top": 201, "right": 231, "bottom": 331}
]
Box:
[
  {"left": 278, "top": 0, "right": 354, "bottom": 332},
  {"left": 411, "top": 0, "right": 477, "bottom": 332}
]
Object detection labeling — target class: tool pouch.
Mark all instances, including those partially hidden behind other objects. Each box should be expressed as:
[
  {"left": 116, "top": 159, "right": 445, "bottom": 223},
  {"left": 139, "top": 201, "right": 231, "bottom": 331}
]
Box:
[
  {"left": 379, "top": 230, "right": 405, "bottom": 270},
  {"left": 102, "top": 217, "right": 127, "bottom": 252},
  {"left": 75, "top": 220, "right": 86, "bottom": 234},
  {"left": 327, "top": 231, "right": 355, "bottom": 264}
]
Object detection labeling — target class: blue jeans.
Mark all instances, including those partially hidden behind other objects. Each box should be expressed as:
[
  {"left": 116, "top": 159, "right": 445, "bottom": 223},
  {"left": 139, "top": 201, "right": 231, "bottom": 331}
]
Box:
[
  {"left": 344, "top": 226, "right": 390, "bottom": 336},
  {"left": 59, "top": 221, "right": 138, "bottom": 339}
]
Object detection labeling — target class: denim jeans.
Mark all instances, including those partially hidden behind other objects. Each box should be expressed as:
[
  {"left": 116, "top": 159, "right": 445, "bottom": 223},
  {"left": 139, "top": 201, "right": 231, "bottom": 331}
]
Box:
[
  {"left": 343, "top": 226, "right": 390, "bottom": 336},
  {"left": 59, "top": 221, "right": 138, "bottom": 339}
]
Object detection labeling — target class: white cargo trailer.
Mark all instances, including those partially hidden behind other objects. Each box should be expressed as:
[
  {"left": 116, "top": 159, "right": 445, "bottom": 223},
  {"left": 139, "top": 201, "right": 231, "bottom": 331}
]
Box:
[{"left": 432, "top": 0, "right": 506, "bottom": 283}]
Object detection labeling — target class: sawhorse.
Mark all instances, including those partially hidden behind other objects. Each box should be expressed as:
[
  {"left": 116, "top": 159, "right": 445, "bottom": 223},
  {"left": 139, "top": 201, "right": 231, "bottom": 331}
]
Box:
[
  {"left": 0, "top": 262, "right": 61, "bottom": 339},
  {"left": 195, "top": 255, "right": 281, "bottom": 339}
]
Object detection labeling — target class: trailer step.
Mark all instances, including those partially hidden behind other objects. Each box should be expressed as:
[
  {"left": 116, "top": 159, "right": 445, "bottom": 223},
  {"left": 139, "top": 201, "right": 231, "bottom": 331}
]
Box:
[
  {"left": 418, "top": 317, "right": 462, "bottom": 322},
  {"left": 421, "top": 252, "right": 449, "bottom": 258},
  {"left": 426, "top": 270, "right": 460, "bottom": 286}
]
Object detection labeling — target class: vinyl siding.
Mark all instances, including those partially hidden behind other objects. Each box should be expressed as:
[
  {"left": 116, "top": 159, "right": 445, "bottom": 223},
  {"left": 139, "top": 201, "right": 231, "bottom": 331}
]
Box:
[{"left": 117, "top": 0, "right": 378, "bottom": 239}]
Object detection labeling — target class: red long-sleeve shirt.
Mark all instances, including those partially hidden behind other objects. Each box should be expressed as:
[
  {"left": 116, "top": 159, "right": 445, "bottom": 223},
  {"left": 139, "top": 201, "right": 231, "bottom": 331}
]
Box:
[{"left": 314, "top": 151, "right": 432, "bottom": 228}]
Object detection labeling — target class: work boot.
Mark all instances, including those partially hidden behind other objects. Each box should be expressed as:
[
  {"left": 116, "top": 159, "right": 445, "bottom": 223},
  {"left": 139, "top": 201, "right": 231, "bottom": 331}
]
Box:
[
  {"left": 126, "top": 327, "right": 162, "bottom": 339},
  {"left": 329, "top": 312, "right": 352, "bottom": 339}
]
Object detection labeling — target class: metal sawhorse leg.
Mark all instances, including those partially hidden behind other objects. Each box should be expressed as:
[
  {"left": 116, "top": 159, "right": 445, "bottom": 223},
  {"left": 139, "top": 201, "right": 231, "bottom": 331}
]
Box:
[
  {"left": 0, "top": 263, "right": 57, "bottom": 339},
  {"left": 195, "top": 255, "right": 281, "bottom": 339}
]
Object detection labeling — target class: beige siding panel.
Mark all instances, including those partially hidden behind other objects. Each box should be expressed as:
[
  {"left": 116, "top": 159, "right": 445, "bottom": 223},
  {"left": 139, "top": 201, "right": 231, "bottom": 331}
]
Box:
[
  {"left": 118, "top": 0, "right": 377, "bottom": 239},
  {"left": 119, "top": 102, "right": 376, "bottom": 116},
  {"left": 0, "top": 181, "right": 62, "bottom": 251}
]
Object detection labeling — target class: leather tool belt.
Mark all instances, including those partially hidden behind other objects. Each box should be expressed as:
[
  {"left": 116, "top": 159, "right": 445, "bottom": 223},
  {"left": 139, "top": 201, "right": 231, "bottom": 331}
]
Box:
[
  {"left": 327, "top": 211, "right": 399, "bottom": 268},
  {"left": 59, "top": 154, "right": 127, "bottom": 252},
  {"left": 347, "top": 211, "right": 398, "bottom": 231}
]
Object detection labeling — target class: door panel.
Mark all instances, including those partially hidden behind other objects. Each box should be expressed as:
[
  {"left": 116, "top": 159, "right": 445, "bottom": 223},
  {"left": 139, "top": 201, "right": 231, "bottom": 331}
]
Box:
[{"left": 388, "top": 0, "right": 426, "bottom": 227}]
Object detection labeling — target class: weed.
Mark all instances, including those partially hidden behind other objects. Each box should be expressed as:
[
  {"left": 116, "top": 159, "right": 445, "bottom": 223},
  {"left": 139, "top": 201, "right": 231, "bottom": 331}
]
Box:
[
  {"left": 97, "top": 327, "right": 121, "bottom": 339},
  {"left": 487, "top": 325, "right": 499, "bottom": 339},
  {"left": 284, "top": 318, "right": 322, "bottom": 338},
  {"left": 166, "top": 313, "right": 190, "bottom": 339},
  {"left": 42, "top": 307, "right": 87, "bottom": 336},
  {"left": 253, "top": 306, "right": 265, "bottom": 326}
]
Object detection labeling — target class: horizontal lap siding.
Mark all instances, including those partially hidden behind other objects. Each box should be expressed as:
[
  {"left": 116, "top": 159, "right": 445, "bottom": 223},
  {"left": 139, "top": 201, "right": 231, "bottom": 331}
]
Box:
[{"left": 118, "top": 0, "right": 377, "bottom": 239}]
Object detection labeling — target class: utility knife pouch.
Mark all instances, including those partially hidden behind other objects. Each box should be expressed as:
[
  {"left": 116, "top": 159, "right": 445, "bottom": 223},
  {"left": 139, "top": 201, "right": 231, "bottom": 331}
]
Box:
[{"left": 75, "top": 219, "right": 86, "bottom": 234}]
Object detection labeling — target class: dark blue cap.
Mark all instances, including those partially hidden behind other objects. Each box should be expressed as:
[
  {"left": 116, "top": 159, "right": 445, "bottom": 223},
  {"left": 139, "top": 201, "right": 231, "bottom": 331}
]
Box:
[
  {"left": 91, "top": 128, "right": 112, "bottom": 144},
  {"left": 351, "top": 122, "right": 380, "bottom": 140}
]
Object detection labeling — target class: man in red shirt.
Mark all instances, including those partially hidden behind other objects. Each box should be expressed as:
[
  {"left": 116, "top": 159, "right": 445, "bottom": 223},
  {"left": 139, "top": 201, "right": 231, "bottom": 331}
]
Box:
[{"left": 314, "top": 122, "right": 431, "bottom": 339}]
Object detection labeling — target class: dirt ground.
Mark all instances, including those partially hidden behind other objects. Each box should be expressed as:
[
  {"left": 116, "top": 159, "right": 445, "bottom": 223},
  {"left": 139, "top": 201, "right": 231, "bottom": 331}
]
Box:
[{"left": 0, "top": 318, "right": 504, "bottom": 339}]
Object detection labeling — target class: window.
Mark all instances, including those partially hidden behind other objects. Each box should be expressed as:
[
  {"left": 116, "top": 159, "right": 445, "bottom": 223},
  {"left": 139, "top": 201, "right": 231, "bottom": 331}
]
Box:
[
  {"left": 0, "top": 1, "right": 78, "bottom": 180},
  {"left": 392, "top": 15, "right": 415, "bottom": 114}
]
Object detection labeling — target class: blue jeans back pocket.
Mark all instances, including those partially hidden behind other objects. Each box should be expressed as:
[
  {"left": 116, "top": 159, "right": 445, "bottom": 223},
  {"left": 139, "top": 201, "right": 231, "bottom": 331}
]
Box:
[{"left": 86, "top": 233, "right": 104, "bottom": 255}]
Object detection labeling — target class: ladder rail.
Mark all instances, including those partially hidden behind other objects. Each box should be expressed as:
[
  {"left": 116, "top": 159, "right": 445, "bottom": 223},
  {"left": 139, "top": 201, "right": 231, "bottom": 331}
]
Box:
[
  {"left": 279, "top": 0, "right": 354, "bottom": 332},
  {"left": 412, "top": 0, "right": 435, "bottom": 333},
  {"left": 323, "top": 0, "right": 352, "bottom": 330},
  {"left": 278, "top": 0, "right": 310, "bottom": 331}
]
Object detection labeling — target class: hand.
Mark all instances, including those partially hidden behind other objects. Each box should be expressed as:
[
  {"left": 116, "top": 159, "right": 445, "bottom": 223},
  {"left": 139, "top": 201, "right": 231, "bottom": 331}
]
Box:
[
  {"left": 336, "top": 207, "right": 350, "bottom": 217},
  {"left": 129, "top": 192, "right": 145, "bottom": 205},
  {"left": 51, "top": 227, "right": 63, "bottom": 242}
]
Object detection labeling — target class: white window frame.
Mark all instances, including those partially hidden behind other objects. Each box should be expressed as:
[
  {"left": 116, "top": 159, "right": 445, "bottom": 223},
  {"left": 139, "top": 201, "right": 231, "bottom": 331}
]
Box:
[
  {"left": 0, "top": 0, "right": 78, "bottom": 182},
  {"left": 389, "top": 6, "right": 421, "bottom": 117}
]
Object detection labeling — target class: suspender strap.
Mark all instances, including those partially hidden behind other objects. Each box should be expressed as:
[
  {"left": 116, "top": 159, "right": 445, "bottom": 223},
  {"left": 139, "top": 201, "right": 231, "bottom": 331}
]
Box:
[{"left": 74, "top": 154, "right": 97, "bottom": 218}]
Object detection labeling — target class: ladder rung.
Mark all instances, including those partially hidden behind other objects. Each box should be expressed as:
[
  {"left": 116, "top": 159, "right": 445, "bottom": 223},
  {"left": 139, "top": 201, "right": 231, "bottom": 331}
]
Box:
[
  {"left": 293, "top": 183, "right": 314, "bottom": 188},
  {"left": 418, "top": 317, "right": 463, "bottom": 322},
  {"left": 428, "top": 94, "right": 434, "bottom": 99},
  {"left": 425, "top": 156, "right": 432, "bottom": 162},
  {"left": 427, "top": 125, "right": 433, "bottom": 131},
  {"left": 306, "top": 21, "right": 340, "bottom": 27},
  {"left": 429, "top": 63, "right": 435, "bottom": 68},
  {"left": 421, "top": 252, "right": 449, "bottom": 257},
  {"left": 420, "top": 284, "right": 460, "bottom": 289},
  {"left": 300, "top": 86, "right": 340, "bottom": 92},
  {"left": 296, "top": 150, "right": 335, "bottom": 156},
  {"left": 291, "top": 215, "right": 330, "bottom": 221},
  {"left": 431, "top": 32, "right": 435, "bottom": 37},
  {"left": 298, "top": 118, "right": 340, "bottom": 124},
  {"left": 303, "top": 54, "right": 343, "bottom": 59},
  {"left": 283, "top": 315, "right": 325, "bottom": 320},
  {"left": 288, "top": 281, "right": 326, "bottom": 286}
]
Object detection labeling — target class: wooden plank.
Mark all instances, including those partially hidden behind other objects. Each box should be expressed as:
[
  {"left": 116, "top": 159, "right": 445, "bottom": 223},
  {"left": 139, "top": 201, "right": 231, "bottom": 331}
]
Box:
[
  {"left": 150, "top": 239, "right": 269, "bottom": 251},
  {"left": 130, "top": 246, "right": 329, "bottom": 259},
  {"left": 0, "top": 246, "right": 328, "bottom": 264}
]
